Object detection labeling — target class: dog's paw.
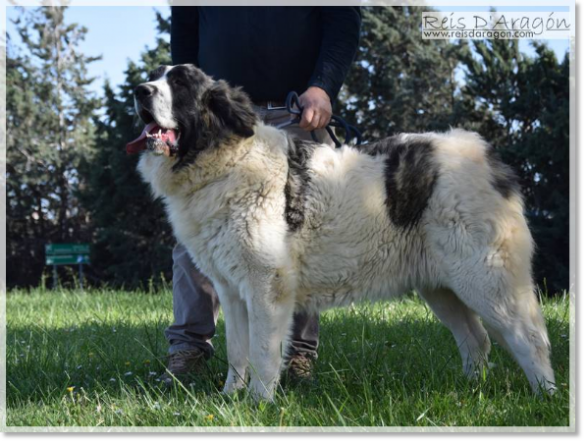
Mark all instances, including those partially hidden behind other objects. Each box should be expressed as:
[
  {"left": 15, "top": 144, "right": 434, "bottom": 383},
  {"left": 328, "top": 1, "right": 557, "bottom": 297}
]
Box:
[
  {"left": 463, "top": 361, "right": 495, "bottom": 380},
  {"left": 222, "top": 382, "right": 246, "bottom": 396},
  {"left": 248, "top": 378, "right": 276, "bottom": 403},
  {"left": 222, "top": 371, "right": 247, "bottom": 395},
  {"left": 222, "top": 380, "right": 246, "bottom": 395},
  {"left": 534, "top": 379, "right": 557, "bottom": 397}
]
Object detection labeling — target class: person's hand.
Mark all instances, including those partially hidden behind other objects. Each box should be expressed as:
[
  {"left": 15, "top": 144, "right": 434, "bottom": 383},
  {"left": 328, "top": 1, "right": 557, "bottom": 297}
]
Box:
[{"left": 298, "top": 87, "right": 332, "bottom": 131}]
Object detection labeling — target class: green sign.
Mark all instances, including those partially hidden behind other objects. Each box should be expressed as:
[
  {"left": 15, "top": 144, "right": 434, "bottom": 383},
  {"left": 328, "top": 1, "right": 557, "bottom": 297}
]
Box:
[
  {"left": 46, "top": 243, "right": 91, "bottom": 289},
  {"left": 45, "top": 243, "right": 90, "bottom": 255},
  {"left": 46, "top": 254, "right": 91, "bottom": 266},
  {"left": 46, "top": 244, "right": 91, "bottom": 265}
]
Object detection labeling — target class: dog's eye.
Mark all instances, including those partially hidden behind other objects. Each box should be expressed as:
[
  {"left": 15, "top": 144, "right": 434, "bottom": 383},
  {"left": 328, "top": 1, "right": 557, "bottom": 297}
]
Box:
[{"left": 169, "top": 76, "right": 186, "bottom": 87}]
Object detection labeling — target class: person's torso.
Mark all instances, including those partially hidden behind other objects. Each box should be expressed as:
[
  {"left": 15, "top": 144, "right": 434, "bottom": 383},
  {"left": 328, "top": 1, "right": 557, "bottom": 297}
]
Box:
[{"left": 197, "top": 6, "right": 322, "bottom": 102}]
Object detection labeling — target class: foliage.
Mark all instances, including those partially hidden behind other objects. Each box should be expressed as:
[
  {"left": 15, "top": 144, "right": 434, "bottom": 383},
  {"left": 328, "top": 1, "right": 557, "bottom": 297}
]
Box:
[
  {"left": 6, "top": 6, "right": 101, "bottom": 287},
  {"left": 337, "top": 6, "right": 465, "bottom": 139},
  {"left": 456, "top": 39, "right": 570, "bottom": 292},
  {"left": 78, "top": 12, "right": 174, "bottom": 288}
]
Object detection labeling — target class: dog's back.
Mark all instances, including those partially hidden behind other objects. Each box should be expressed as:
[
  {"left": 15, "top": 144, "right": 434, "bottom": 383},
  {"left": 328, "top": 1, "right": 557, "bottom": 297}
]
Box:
[{"left": 287, "top": 130, "right": 522, "bottom": 306}]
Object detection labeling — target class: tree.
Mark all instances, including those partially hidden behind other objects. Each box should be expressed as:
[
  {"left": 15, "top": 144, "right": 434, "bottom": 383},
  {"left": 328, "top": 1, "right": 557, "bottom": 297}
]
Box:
[
  {"left": 458, "top": 39, "right": 569, "bottom": 293},
  {"left": 6, "top": 6, "right": 100, "bottom": 287},
  {"left": 337, "top": 6, "right": 464, "bottom": 140},
  {"left": 79, "top": 12, "right": 174, "bottom": 288}
]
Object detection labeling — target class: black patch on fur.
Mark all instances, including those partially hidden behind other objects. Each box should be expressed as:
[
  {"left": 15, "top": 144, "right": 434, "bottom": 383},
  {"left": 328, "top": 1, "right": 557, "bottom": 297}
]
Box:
[
  {"left": 147, "top": 66, "right": 166, "bottom": 81},
  {"left": 158, "top": 65, "right": 257, "bottom": 171},
  {"left": 204, "top": 81, "right": 257, "bottom": 139},
  {"left": 359, "top": 136, "right": 439, "bottom": 229},
  {"left": 284, "top": 137, "right": 317, "bottom": 232},
  {"left": 485, "top": 147, "right": 520, "bottom": 198}
]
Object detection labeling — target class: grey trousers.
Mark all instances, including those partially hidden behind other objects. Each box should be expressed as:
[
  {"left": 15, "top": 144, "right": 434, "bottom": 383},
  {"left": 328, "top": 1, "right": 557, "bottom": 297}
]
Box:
[{"left": 165, "top": 106, "right": 332, "bottom": 360}]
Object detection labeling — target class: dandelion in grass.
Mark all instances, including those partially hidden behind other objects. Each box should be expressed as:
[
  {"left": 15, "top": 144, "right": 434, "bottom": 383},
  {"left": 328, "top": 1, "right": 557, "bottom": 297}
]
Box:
[
  {"left": 205, "top": 414, "right": 214, "bottom": 421},
  {"left": 143, "top": 359, "right": 151, "bottom": 365},
  {"left": 66, "top": 386, "right": 75, "bottom": 393}
]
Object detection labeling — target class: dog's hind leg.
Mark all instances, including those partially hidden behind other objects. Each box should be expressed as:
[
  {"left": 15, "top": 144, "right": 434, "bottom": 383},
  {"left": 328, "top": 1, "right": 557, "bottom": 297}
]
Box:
[
  {"left": 216, "top": 285, "right": 250, "bottom": 394},
  {"left": 418, "top": 287, "right": 491, "bottom": 378},
  {"left": 428, "top": 190, "right": 555, "bottom": 393},
  {"left": 449, "top": 267, "right": 556, "bottom": 394}
]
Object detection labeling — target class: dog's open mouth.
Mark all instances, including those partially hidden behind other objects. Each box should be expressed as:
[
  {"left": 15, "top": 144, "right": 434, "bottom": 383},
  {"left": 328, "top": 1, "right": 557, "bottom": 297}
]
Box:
[{"left": 126, "top": 110, "right": 180, "bottom": 156}]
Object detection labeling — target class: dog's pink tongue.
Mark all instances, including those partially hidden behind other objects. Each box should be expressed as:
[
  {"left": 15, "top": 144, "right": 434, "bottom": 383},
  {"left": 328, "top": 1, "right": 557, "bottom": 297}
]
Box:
[{"left": 126, "top": 122, "right": 159, "bottom": 154}]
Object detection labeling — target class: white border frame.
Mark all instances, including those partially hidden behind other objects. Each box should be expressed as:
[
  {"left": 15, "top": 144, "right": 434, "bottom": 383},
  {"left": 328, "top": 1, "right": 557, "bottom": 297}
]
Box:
[{"left": 0, "top": 0, "right": 577, "bottom": 434}]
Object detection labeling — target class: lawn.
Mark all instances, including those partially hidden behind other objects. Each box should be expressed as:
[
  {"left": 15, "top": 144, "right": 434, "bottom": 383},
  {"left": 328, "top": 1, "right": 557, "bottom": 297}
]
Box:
[{"left": 4, "top": 288, "right": 571, "bottom": 429}]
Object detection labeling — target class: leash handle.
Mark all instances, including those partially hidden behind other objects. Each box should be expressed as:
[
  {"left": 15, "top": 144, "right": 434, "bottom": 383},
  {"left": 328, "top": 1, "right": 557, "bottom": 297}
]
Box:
[
  {"left": 286, "top": 91, "right": 320, "bottom": 142},
  {"left": 285, "top": 91, "right": 362, "bottom": 147}
]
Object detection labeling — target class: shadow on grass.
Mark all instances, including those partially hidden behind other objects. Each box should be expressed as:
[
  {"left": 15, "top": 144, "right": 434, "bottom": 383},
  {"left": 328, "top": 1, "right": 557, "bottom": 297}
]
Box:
[{"left": 6, "top": 307, "right": 570, "bottom": 411}]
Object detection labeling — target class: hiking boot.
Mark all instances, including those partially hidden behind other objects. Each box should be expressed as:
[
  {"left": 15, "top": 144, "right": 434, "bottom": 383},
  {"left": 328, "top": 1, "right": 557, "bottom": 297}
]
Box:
[
  {"left": 159, "top": 348, "right": 207, "bottom": 385},
  {"left": 284, "top": 354, "right": 317, "bottom": 386}
]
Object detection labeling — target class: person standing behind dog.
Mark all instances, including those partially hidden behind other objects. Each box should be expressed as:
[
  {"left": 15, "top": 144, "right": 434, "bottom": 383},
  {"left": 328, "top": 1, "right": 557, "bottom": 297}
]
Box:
[{"left": 161, "top": 6, "right": 361, "bottom": 384}]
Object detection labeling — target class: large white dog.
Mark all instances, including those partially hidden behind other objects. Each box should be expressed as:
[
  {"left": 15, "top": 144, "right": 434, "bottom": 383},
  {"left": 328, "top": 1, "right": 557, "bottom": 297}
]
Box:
[{"left": 128, "top": 64, "right": 556, "bottom": 400}]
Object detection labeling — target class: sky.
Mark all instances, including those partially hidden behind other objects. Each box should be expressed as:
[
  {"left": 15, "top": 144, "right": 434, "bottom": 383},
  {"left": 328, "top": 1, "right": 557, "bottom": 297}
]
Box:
[
  {"left": 7, "top": 6, "right": 170, "bottom": 96},
  {"left": 6, "top": 5, "right": 571, "bottom": 98}
]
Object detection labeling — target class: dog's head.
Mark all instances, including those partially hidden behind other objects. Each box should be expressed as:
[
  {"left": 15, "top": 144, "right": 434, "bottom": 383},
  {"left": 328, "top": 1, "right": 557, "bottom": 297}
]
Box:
[{"left": 127, "top": 64, "right": 258, "bottom": 170}]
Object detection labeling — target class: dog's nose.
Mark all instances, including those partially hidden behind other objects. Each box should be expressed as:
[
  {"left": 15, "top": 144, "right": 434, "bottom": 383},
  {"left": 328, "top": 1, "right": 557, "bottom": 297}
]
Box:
[{"left": 135, "top": 84, "right": 155, "bottom": 100}]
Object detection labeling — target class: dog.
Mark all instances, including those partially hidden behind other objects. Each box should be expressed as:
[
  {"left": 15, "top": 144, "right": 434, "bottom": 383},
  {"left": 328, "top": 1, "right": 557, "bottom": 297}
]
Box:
[{"left": 129, "top": 64, "right": 556, "bottom": 401}]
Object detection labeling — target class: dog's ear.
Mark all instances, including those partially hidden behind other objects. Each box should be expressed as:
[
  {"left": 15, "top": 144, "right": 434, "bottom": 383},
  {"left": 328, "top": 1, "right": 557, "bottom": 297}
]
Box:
[
  {"left": 204, "top": 81, "right": 257, "bottom": 139},
  {"left": 172, "top": 79, "right": 257, "bottom": 172}
]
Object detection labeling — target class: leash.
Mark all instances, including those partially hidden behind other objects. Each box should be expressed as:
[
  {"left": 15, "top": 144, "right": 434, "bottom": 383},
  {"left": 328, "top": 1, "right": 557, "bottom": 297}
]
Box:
[{"left": 282, "top": 91, "right": 362, "bottom": 148}]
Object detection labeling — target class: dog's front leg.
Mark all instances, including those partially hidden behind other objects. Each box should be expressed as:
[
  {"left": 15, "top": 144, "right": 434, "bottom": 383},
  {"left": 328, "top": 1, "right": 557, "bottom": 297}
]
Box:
[
  {"left": 215, "top": 284, "right": 249, "bottom": 394},
  {"left": 243, "top": 275, "right": 295, "bottom": 402}
]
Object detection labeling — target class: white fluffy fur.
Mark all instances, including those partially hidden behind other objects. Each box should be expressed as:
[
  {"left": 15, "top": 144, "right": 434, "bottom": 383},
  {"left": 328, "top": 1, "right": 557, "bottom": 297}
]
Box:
[
  {"left": 134, "top": 66, "right": 177, "bottom": 130},
  {"left": 138, "top": 124, "right": 556, "bottom": 400}
]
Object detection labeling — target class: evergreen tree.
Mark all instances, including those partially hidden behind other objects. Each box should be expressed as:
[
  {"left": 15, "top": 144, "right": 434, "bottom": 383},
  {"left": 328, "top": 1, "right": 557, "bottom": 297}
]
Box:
[
  {"left": 79, "top": 12, "right": 174, "bottom": 288},
  {"left": 337, "top": 6, "right": 463, "bottom": 140},
  {"left": 7, "top": 6, "right": 100, "bottom": 287},
  {"left": 458, "top": 40, "right": 569, "bottom": 293}
]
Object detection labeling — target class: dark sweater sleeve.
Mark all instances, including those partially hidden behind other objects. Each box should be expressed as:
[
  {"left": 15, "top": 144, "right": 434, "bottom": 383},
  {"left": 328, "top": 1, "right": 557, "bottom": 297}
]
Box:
[
  {"left": 308, "top": 7, "right": 361, "bottom": 100},
  {"left": 171, "top": 6, "right": 200, "bottom": 65}
]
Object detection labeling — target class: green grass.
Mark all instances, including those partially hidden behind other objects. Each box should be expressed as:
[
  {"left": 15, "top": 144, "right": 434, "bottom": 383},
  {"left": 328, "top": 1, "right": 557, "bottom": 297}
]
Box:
[{"left": 5, "top": 288, "right": 571, "bottom": 428}]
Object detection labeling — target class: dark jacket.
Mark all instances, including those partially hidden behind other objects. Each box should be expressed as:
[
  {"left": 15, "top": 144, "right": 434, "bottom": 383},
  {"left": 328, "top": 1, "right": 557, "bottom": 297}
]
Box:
[{"left": 171, "top": 6, "right": 361, "bottom": 102}]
